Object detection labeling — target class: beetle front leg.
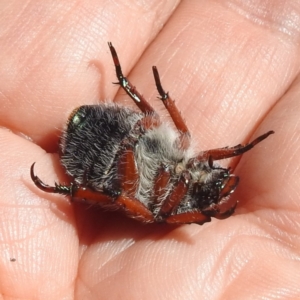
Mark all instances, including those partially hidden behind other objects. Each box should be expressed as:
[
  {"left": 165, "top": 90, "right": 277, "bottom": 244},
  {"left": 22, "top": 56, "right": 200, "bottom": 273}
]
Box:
[
  {"left": 188, "top": 131, "right": 274, "bottom": 167},
  {"left": 165, "top": 211, "right": 211, "bottom": 225},
  {"left": 165, "top": 199, "right": 237, "bottom": 225},
  {"left": 202, "top": 199, "right": 238, "bottom": 220},
  {"left": 155, "top": 171, "right": 191, "bottom": 221}
]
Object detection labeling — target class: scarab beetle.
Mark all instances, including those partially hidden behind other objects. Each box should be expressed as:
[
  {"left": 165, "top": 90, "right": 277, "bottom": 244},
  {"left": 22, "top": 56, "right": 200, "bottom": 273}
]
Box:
[{"left": 31, "top": 42, "right": 274, "bottom": 224}]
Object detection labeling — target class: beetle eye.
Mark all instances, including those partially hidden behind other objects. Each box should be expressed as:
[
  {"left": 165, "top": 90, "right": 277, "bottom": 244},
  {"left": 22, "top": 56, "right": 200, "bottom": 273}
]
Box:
[{"left": 72, "top": 110, "right": 86, "bottom": 127}]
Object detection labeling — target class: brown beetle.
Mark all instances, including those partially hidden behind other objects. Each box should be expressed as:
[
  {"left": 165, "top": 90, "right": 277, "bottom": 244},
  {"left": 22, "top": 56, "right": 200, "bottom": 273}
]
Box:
[{"left": 31, "top": 43, "right": 274, "bottom": 224}]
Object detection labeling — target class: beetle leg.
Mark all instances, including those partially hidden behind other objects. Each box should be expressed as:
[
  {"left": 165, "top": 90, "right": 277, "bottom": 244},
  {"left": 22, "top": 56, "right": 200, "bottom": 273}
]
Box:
[
  {"left": 113, "top": 142, "right": 155, "bottom": 222},
  {"left": 152, "top": 66, "right": 191, "bottom": 150},
  {"left": 202, "top": 200, "right": 238, "bottom": 220},
  {"left": 31, "top": 163, "right": 70, "bottom": 194},
  {"left": 165, "top": 211, "right": 211, "bottom": 225},
  {"left": 117, "top": 143, "right": 139, "bottom": 197},
  {"left": 155, "top": 171, "right": 191, "bottom": 221},
  {"left": 30, "top": 162, "right": 114, "bottom": 202},
  {"left": 152, "top": 165, "right": 171, "bottom": 205},
  {"left": 109, "top": 42, "right": 189, "bottom": 148},
  {"left": 213, "top": 203, "right": 237, "bottom": 219},
  {"left": 115, "top": 194, "right": 154, "bottom": 222},
  {"left": 108, "top": 42, "right": 157, "bottom": 116},
  {"left": 188, "top": 130, "right": 274, "bottom": 166},
  {"left": 165, "top": 198, "right": 237, "bottom": 224},
  {"left": 31, "top": 163, "right": 154, "bottom": 222},
  {"left": 165, "top": 202, "right": 236, "bottom": 224}
]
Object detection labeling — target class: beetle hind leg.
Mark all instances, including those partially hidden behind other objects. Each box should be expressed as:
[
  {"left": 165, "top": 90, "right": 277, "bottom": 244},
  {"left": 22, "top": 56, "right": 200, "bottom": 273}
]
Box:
[
  {"left": 30, "top": 163, "right": 71, "bottom": 195},
  {"left": 31, "top": 163, "right": 115, "bottom": 205}
]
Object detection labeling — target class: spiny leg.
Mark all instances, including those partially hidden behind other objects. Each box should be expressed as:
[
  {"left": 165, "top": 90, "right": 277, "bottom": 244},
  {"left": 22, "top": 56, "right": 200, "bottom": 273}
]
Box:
[
  {"left": 108, "top": 42, "right": 156, "bottom": 115},
  {"left": 31, "top": 160, "right": 154, "bottom": 222},
  {"left": 115, "top": 143, "right": 154, "bottom": 222},
  {"left": 165, "top": 193, "right": 238, "bottom": 224},
  {"left": 152, "top": 66, "right": 191, "bottom": 150},
  {"left": 153, "top": 166, "right": 171, "bottom": 205},
  {"left": 30, "top": 163, "right": 114, "bottom": 203},
  {"left": 165, "top": 211, "right": 211, "bottom": 225},
  {"left": 188, "top": 130, "right": 274, "bottom": 167},
  {"left": 202, "top": 200, "right": 238, "bottom": 220}
]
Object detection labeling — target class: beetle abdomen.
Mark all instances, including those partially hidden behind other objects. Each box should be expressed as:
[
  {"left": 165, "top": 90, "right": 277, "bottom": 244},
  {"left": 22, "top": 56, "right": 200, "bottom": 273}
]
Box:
[{"left": 60, "top": 104, "right": 142, "bottom": 190}]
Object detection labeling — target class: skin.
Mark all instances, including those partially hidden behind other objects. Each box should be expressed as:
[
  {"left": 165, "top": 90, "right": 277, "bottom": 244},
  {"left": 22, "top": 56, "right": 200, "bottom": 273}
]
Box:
[{"left": 1, "top": 0, "right": 300, "bottom": 299}]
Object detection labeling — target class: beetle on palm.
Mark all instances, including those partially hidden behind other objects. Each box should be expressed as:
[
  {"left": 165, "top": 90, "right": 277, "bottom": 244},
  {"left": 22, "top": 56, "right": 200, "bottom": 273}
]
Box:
[{"left": 31, "top": 43, "right": 274, "bottom": 224}]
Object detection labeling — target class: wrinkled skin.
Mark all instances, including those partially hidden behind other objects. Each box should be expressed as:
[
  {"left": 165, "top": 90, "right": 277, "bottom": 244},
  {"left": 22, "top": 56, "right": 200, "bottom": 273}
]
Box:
[{"left": 1, "top": 1, "right": 300, "bottom": 299}]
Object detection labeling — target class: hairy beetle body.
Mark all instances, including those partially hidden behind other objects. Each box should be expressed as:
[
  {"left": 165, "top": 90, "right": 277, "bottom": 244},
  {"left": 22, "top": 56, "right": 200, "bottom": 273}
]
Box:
[{"left": 31, "top": 43, "right": 274, "bottom": 224}]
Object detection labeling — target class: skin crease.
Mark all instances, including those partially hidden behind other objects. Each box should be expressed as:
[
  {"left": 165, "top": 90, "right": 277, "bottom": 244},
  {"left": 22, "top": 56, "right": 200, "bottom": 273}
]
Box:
[{"left": 1, "top": 0, "right": 300, "bottom": 299}]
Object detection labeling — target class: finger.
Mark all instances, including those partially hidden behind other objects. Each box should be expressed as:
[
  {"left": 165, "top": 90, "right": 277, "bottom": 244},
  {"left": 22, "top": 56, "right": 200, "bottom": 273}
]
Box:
[
  {"left": 116, "top": 1, "right": 300, "bottom": 147},
  {"left": 236, "top": 74, "right": 300, "bottom": 213},
  {"left": 0, "top": 0, "right": 179, "bottom": 150},
  {"left": 0, "top": 128, "right": 77, "bottom": 298}
]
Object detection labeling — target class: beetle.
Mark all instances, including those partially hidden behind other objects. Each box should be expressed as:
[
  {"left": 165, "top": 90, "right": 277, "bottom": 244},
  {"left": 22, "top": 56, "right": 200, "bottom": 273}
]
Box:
[{"left": 30, "top": 42, "right": 274, "bottom": 224}]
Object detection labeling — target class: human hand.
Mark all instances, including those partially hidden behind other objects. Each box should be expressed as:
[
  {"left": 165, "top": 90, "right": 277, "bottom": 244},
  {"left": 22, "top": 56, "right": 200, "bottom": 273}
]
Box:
[{"left": 1, "top": 1, "right": 300, "bottom": 299}]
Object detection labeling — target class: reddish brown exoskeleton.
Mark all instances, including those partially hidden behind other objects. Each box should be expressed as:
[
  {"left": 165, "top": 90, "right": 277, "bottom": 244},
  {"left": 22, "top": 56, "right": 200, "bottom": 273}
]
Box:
[{"left": 30, "top": 42, "right": 274, "bottom": 224}]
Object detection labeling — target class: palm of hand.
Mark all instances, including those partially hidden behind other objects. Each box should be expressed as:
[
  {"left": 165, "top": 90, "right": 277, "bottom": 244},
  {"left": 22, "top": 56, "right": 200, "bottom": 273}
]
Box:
[{"left": 0, "top": 1, "right": 300, "bottom": 299}]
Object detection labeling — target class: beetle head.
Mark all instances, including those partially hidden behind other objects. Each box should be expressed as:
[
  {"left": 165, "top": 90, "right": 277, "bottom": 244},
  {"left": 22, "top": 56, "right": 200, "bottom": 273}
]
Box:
[{"left": 191, "top": 167, "right": 239, "bottom": 210}]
